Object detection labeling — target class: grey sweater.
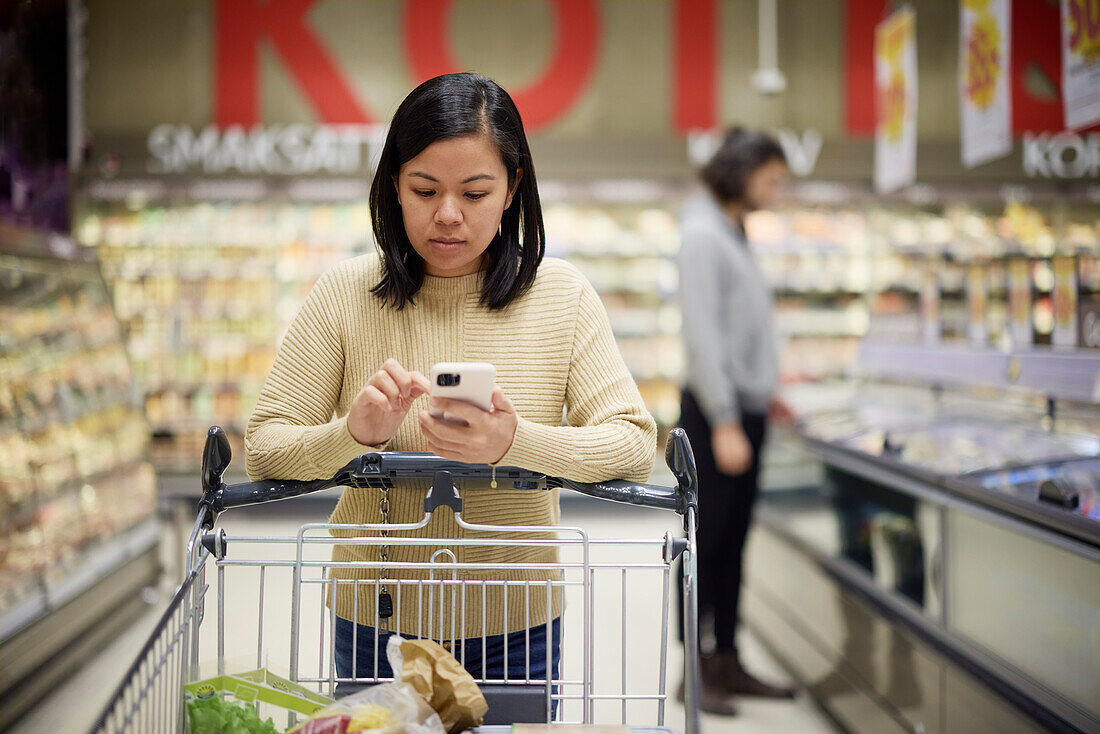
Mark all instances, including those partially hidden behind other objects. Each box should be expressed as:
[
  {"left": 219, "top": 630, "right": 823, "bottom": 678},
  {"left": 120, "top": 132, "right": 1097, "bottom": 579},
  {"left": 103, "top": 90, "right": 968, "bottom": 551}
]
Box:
[{"left": 678, "top": 191, "right": 779, "bottom": 426}]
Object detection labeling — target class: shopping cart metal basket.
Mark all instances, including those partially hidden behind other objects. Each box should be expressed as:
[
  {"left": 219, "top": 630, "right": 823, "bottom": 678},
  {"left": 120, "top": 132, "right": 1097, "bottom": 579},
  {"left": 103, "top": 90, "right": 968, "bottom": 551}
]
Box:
[{"left": 90, "top": 426, "right": 702, "bottom": 734}]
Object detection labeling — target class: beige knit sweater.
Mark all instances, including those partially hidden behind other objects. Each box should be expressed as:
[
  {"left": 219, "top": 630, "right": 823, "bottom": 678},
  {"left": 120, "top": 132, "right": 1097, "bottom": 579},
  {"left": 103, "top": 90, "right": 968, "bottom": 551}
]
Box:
[{"left": 245, "top": 254, "right": 657, "bottom": 637}]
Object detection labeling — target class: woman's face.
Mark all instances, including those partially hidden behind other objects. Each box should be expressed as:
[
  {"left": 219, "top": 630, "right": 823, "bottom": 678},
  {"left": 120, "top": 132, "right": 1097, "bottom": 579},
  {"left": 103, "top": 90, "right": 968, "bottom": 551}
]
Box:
[
  {"left": 395, "top": 133, "right": 519, "bottom": 277},
  {"left": 744, "top": 158, "right": 789, "bottom": 211}
]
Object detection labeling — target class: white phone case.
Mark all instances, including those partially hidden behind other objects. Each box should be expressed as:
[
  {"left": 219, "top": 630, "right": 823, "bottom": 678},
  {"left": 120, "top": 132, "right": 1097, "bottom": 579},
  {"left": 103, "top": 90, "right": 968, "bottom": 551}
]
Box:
[{"left": 429, "top": 362, "right": 496, "bottom": 414}]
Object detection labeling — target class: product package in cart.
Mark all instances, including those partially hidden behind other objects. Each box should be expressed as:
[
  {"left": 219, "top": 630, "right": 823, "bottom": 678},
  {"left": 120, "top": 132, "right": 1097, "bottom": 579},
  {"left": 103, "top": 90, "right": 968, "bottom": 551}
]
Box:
[{"left": 287, "top": 636, "right": 486, "bottom": 734}]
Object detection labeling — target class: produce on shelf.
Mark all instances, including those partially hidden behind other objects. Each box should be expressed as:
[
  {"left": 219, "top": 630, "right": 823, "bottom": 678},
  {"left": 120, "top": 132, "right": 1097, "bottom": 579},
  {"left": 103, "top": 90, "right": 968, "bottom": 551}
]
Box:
[{"left": 77, "top": 202, "right": 373, "bottom": 472}]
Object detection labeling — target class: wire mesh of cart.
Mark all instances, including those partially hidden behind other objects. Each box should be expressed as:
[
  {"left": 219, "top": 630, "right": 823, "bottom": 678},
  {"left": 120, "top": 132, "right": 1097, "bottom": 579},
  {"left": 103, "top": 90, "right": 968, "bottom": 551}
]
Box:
[{"left": 90, "top": 426, "right": 703, "bottom": 734}]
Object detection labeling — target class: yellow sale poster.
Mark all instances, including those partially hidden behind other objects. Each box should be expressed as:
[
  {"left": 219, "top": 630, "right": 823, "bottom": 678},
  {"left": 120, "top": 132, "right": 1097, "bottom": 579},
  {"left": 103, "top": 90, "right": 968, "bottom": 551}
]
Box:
[
  {"left": 875, "top": 8, "right": 917, "bottom": 193},
  {"left": 1062, "top": 0, "right": 1100, "bottom": 129},
  {"left": 960, "top": 0, "right": 1012, "bottom": 167}
]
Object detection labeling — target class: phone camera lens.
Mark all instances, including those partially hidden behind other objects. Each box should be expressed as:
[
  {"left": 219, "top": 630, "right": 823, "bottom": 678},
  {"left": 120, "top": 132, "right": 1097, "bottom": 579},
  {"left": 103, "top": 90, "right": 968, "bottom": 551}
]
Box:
[{"left": 437, "top": 374, "right": 460, "bottom": 387}]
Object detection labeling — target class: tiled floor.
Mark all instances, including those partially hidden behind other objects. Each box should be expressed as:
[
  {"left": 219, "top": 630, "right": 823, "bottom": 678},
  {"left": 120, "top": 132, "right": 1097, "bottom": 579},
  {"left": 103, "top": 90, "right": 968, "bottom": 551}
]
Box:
[{"left": 14, "top": 495, "right": 838, "bottom": 734}]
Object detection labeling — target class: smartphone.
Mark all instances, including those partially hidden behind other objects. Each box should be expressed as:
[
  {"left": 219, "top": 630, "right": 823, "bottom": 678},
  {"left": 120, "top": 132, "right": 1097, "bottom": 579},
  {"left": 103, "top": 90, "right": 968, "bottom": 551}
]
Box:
[{"left": 428, "top": 362, "right": 496, "bottom": 424}]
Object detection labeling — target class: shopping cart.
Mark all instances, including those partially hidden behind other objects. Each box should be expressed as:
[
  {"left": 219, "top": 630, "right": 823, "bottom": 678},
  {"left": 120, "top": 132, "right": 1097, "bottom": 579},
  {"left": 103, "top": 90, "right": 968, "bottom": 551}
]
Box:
[{"left": 90, "top": 426, "right": 702, "bottom": 734}]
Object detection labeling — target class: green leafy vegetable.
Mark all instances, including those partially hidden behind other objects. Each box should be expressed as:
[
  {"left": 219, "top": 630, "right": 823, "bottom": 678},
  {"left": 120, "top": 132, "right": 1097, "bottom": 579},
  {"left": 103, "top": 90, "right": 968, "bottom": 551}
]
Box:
[{"left": 187, "top": 695, "right": 280, "bottom": 734}]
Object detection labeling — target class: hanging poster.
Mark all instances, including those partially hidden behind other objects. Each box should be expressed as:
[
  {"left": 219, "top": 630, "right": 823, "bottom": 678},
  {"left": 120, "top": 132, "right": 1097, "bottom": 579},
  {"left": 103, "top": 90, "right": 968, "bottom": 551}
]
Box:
[
  {"left": 1062, "top": 0, "right": 1100, "bottom": 129},
  {"left": 960, "top": 0, "right": 1012, "bottom": 167},
  {"left": 875, "top": 7, "right": 918, "bottom": 193}
]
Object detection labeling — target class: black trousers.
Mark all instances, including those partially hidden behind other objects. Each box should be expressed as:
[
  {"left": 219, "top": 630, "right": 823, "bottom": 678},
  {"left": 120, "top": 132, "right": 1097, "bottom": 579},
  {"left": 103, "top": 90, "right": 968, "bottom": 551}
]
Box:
[{"left": 677, "top": 389, "right": 767, "bottom": 655}]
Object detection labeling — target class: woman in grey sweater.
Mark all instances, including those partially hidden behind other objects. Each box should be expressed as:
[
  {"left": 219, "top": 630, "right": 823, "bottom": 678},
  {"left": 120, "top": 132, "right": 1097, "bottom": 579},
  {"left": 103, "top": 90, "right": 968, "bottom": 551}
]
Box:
[{"left": 678, "top": 128, "right": 796, "bottom": 715}]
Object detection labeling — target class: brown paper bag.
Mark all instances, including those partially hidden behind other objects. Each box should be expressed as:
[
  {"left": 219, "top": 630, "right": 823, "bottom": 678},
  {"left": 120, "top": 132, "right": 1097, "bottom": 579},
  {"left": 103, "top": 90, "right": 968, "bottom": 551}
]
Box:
[{"left": 396, "top": 638, "right": 488, "bottom": 734}]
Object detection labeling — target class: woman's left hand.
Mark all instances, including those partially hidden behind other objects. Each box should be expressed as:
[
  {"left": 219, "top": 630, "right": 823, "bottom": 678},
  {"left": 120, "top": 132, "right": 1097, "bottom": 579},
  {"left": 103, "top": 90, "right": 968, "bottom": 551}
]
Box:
[{"left": 419, "top": 386, "right": 518, "bottom": 464}]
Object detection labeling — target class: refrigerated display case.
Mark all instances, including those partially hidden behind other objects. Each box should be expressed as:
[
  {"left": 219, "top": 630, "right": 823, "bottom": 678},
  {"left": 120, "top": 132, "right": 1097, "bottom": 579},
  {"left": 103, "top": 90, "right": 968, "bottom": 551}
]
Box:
[
  {"left": 832, "top": 417, "right": 1099, "bottom": 477},
  {"left": 746, "top": 342, "right": 1100, "bottom": 734},
  {"left": 0, "top": 224, "right": 161, "bottom": 730}
]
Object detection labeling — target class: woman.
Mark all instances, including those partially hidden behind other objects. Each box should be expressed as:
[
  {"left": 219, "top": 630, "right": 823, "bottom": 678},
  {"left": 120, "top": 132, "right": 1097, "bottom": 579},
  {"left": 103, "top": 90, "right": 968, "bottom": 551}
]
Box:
[
  {"left": 677, "top": 127, "right": 796, "bottom": 715},
  {"left": 245, "top": 73, "right": 656, "bottom": 689}
]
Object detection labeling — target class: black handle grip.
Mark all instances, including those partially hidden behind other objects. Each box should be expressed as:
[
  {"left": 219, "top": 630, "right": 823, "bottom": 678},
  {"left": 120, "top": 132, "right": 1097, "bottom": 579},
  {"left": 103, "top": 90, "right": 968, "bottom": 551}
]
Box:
[
  {"left": 211, "top": 476, "right": 342, "bottom": 512},
  {"left": 201, "top": 426, "right": 232, "bottom": 496},
  {"left": 665, "top": 427, "right": 699, "bottom": 513},
  {"left": 1039, "top": 478, "right": 1080, "bottom": 509},
  {"left": 560, "top": 479, "right": 685, "bottom": 512}
]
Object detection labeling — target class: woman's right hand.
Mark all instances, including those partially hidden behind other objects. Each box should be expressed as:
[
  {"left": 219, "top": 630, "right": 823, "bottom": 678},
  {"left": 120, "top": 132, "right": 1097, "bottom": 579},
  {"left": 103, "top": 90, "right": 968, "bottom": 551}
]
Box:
[{"left": 347, "top": 359, "right": 432, "bottom": 446}]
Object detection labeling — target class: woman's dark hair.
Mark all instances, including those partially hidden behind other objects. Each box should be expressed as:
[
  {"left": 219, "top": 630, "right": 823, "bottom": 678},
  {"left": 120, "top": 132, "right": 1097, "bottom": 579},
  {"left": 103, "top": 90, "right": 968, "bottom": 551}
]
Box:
[
  {"left": 370, "top": 72, "right": 545, "bottom": 310},
  {"left": 700, "top": 127, "right": 787, "bottom": 204}
]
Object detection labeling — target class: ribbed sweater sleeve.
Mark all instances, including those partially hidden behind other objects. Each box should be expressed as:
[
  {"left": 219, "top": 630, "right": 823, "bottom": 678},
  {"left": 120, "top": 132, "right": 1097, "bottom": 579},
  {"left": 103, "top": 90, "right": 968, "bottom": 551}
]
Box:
[
  {"left": 498, "top": 277, "right": 657, "bottom": 483},
  {"left": 244, "top": 270, "right": 380, "bottom": 481}
]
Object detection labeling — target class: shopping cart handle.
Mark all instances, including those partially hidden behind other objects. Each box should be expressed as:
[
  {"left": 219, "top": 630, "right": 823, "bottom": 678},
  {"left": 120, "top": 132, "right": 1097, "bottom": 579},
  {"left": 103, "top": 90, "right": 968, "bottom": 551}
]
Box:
[
  {"left": 198, "top": 425, "right": 699, "bottom": 522},
  {"left": 207, "top": 475, "right": 347, "bottom": 513}
]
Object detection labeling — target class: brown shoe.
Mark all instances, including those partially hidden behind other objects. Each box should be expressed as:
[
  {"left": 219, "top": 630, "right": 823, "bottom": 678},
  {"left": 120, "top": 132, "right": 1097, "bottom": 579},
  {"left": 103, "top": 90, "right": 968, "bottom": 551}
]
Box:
[
  {"left": 676, "top": 676, "right": 739, "bottom": 716},
  {"left": 712, "top": 651, "right": 796, "bottom": 699}
]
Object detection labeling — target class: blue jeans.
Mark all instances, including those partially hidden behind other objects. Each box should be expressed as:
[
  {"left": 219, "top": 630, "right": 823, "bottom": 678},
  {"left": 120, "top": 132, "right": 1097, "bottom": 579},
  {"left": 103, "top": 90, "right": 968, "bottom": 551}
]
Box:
[{"left": 334, "top": 616, "right": 561, "bottom": 695}]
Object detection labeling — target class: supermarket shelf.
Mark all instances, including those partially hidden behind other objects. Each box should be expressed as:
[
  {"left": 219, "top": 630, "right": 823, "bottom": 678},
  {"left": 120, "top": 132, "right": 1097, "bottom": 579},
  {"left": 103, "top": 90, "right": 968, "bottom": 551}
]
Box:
[
  {"left": 773, "top": 288, "right": 866, "bottom": 298},
  {"left": 784, "top": 330, "right": 865, "bottom": 339},
  {"left": 9, "top": 389, "right": 142, "bottom": 438},
  {"left": 751, "top": 244, "right": 865, "bottom": 256},
  {"left": 0, "top": 223, "right": 92, "bottom": 263},
  {"left": 873, "top": 285, "right": 923, "bottom": 296},
  {"left": 591, "top": 285, "right": 676, "bottom": 298},
  {"left": 1, "top": 457, "right": 150, "bottom": 533},
  {"left": 79, "top": 200, "right": 372, "bottom": 469},
  {"left": 151, "top": 421, "right": 246, "bottom": 436},
  {"left": 143, "top": 378, "right": 266, "bottom": 393},
  {"left": 558, "top": 249, "right": 676, "bottom": 260},
  {"left": 0, "top": 517, "right": 161, "bottom": 641},
  {"left": 856, "top": 343, "right": 1100, "bottom": 404}
]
